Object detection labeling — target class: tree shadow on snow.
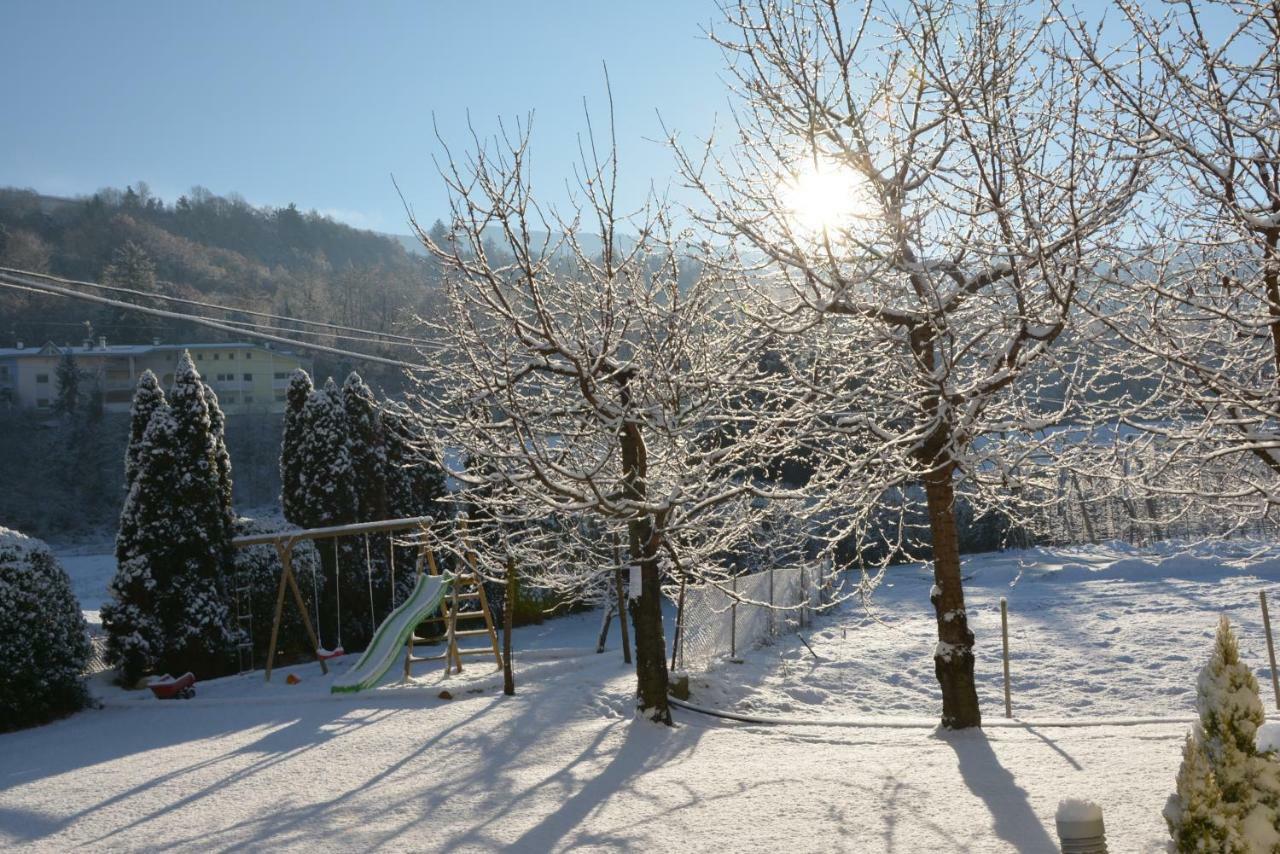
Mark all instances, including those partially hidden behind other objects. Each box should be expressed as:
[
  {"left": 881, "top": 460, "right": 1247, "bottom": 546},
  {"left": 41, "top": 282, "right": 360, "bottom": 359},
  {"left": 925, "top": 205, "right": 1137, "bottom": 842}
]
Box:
[{"left": 940, "top": 729, "right": 1058, "bottom": 853}]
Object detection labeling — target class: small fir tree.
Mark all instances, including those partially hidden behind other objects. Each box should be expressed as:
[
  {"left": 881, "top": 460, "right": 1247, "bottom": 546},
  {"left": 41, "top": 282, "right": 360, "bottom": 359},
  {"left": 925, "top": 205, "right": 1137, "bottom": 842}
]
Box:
[
  {"left": 280, "top": 369, "right": 313, "bottom": 525},
  {"left": 1166, "top": 726, "right": 1243, "bottom": 853},
  {"left": 1167, "top": 616, "right": 1280, "bottom": 852}
]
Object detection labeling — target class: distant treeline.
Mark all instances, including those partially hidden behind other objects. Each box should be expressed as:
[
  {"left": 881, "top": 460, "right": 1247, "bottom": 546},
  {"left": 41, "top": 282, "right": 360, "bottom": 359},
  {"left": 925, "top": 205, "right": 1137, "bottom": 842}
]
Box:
[{"left": 0, "top": 183, "right": 448, "bottom": 391}]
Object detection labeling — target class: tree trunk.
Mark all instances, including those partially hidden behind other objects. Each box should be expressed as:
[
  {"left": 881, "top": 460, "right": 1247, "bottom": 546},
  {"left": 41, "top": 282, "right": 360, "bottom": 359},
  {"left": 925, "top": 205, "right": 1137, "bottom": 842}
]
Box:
[
  {"left": 627, "top": 531, "right": 671, "bottom": 724},
  {"left": 923, "top": 464, "right": 981, "bottom": 729},
  {"left": 503, "top": 555, "right": 515, "bottom": 696},
  {"left": 617, "top": 376, "right": 671, "bottom": 724}
]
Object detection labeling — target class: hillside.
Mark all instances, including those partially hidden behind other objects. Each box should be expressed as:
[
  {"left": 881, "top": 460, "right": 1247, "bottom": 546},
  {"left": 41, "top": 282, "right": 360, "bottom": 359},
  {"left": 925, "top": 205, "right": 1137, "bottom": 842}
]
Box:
[{"left": 0, "top": 184, "right": 446, "bottom": 388}]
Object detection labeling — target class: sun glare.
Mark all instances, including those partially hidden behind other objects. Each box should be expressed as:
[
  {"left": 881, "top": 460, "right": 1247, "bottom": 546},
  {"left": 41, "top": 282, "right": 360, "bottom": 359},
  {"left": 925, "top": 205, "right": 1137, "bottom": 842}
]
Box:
[{"left": 779, "top": 161, "right": 877, "bottom": 242}]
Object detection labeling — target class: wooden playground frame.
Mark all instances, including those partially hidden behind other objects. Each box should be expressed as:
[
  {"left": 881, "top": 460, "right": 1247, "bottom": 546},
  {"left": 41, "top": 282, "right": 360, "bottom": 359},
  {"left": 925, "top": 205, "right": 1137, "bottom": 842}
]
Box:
[{"left": 232, "top": 515, "right": 440, "bottom": 682}]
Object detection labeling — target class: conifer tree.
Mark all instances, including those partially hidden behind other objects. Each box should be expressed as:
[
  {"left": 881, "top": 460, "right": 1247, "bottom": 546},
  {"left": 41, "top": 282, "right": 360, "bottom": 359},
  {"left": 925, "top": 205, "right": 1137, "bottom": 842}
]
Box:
[
  {"left": 280, "top": 369, "right": 313, "bottom": 525},
  {"left": 124, "top": 370, "right": 165, "bottom": 488},
  {"left": 202, "top": 380, "right": 235, "bottom": 545},
  {"left": 157, "top": 354, "right": 234, "bottom": 676},
  {"left": 298, "top": 379, "right": 364, "bottom": 644},
  {"left": 1166, "top": 726, "right": 1242, "bottom": 853},
  {"left": 298, "top": 378, "right": 357, "bottom": 529},
  {"left": 383, "top": 404, "right": 446, "bottom": 521},
  {"left": 1167, "top": 616, "right": 1280, "bottom": 852},
  {"left": 342, "top": 372, "right": 387, "bottom": 523},
  {"left": 103, "top": 403, "right": 174, "bottom": 683}
]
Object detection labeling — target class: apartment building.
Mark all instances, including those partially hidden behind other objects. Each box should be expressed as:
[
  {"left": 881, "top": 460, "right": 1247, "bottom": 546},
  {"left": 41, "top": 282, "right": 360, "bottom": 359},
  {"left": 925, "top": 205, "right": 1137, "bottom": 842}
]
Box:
[{"left": 0, "top": 339, "right": 312, "bottom": 415}]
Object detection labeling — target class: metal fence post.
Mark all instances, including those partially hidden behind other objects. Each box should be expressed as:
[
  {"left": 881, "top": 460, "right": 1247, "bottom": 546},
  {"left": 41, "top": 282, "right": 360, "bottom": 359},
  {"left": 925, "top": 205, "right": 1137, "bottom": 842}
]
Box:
[
  {"left": 730, "top": 574, "right": 738, "bottom": 660},
  {"left": 768, "top": 567, "right": 775, "bottom": 636}
]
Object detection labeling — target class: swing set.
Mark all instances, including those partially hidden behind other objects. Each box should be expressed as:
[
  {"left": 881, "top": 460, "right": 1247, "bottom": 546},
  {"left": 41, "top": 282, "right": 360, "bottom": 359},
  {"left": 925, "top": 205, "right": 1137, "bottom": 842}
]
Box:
[{"left": 230, "top": 515, "right": 501, "bottom": 683}]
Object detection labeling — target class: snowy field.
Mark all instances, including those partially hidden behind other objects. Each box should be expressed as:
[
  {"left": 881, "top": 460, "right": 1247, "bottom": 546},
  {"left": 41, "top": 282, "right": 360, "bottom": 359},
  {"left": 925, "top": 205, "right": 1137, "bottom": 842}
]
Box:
[{"left": 3, "top": 543, "right": 1280, "bottom": 852}]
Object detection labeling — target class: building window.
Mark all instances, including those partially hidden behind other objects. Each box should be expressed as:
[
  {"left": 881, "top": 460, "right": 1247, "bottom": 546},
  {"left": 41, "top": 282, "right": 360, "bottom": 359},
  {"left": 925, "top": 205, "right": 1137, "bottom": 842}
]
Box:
[
  {"left": 36, "top": 398, "right": 49, "bottom": 408},
  {"left": 0, "top": 366, "right": 8, "bottom": 379},
  {"left": 163, "top": 374, "right": 174, "bottom": 385},
  {"left": 245, "top": 352, "right": 252, "bottom": 360},
  {"left": 275, "top": 391, "right": 287, "bottom": 402},
  {"left": 197, "top": 354, "right": 203, "bottom": 361},
  {"left": 223, "top": 393, "right": 238, "bottom": 404},
  {"left": 36, "top": 373, "right": 49, "bottom": 384},
  {"left": 274, "top": 372, "right": 289, "bottom": 380},
  {"left": 213, "top": 353, "right": 219, "bottom": 360},
  {"left": 243, "top": 373, "right": 252, "bottom": 382},
  {"left": 243, "top": 393, "right": 254, "bottom": 404},
  {"left": 228, "top": 353, "right": 235, "bottom": 360}
]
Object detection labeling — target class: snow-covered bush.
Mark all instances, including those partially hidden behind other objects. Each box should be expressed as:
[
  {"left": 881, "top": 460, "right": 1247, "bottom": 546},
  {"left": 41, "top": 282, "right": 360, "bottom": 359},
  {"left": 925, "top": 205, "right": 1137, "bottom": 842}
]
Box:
[
  {"left": 0, "top": 527, "right": 91, "bottom": 732},
  {"left": 231, "top": 517, "right": 323, "bottom": 665},
  {"left": 1165, "top": 616, "right": 1280, "bottom": 852}
]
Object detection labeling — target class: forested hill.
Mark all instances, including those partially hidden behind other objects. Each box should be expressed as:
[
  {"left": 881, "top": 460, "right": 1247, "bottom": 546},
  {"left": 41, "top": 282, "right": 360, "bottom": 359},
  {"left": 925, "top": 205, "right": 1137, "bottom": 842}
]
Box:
[{"left": 0, "top": 184, "right": 445, "bottom": 387}]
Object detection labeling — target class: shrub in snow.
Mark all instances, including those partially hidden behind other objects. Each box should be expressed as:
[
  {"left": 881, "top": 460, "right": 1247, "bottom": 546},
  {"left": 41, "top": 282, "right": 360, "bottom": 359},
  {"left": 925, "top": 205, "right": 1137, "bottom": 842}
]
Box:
[
  {"left": 231, "top": 517, "right": 323, "bottom": 665},
  {"left": 1165, "top": 616, "right": 1280, "bottom": 852},
  {"left": 1165, "top": 727, "right": 1242, "bottom": 853},
  {"left": 0, "top": 527, "right": 91, "bottom": 731}
]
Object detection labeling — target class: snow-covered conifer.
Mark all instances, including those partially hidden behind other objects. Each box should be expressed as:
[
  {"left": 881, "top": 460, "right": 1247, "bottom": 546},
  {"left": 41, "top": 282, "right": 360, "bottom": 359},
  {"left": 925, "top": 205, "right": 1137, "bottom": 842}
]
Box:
[
  {"left": 159, "top": 354, "right": 235, "bottom": 676},
  {"left": 124, "top": 370, "right": 165, "bottom": 489},
  {"left": 342, "top": 372, "right": 387, "bottom": 523},
  {"left": 203, "top": 380, "right": 235, "bottom": 547},
  {"left": 104, "top": 355, "right": 235, "bottom": 682},
  {"left": 1181, "top": 615, "right": 1280, "bottom": 852},
  {"left": 1165, "top": 726, "right": 1243, "bottom": 853},
  {"left": 298, "top": 379, "right": 366, "bottom": 645},
  {"left": 298, "top": 378, "right": 356, "bottom": 529},
  {"left": 0, "top": 527, "right": 91, "bottom": 731},
  {"left": 383, "top": 403, "right": 445, "bottom": 522},
  {"left": 103, "top": 405, "right": 176, "bottom": 683},
  {"left": 280, "top": 368, "right": 313, "bottom": 526}
]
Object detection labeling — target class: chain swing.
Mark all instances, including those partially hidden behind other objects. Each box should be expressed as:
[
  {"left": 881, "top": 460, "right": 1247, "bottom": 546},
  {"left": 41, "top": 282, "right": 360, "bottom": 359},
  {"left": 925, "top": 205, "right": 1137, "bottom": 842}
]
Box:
[{"left": 315, "top": 538, "right": 345, "bottom": 661}]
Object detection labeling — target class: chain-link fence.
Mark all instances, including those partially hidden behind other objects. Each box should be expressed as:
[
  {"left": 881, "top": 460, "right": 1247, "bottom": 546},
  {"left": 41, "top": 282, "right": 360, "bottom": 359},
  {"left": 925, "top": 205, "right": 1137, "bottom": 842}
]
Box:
[{"left": 672, "top": 560, "right": 835, "bottom": 672}]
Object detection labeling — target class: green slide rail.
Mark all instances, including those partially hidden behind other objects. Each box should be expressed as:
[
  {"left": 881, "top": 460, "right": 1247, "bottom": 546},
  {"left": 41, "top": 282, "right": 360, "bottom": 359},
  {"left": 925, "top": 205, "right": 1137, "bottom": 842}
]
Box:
[{"left": 331, "top": 573, "right": 451, "bottom": 694}]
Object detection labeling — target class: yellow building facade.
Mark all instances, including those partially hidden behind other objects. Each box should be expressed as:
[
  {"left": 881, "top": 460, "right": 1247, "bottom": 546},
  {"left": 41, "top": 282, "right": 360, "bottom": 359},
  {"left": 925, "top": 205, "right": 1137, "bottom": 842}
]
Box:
[{"left": 0, "top": 339, "right": 312, "bottom": 415}]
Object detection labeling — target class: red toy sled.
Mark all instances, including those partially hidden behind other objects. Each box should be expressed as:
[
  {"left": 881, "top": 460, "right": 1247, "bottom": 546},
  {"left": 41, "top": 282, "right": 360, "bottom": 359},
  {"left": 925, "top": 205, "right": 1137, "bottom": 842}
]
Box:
[{"left": 148, "top": 672, "right": 196, "bottom": 700}]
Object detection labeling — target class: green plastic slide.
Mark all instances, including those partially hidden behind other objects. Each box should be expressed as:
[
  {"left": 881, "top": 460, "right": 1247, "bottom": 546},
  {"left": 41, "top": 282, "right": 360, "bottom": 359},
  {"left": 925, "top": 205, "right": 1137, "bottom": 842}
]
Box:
[{"left": 330, "top": 573, "right": 451, "bottom": 694}]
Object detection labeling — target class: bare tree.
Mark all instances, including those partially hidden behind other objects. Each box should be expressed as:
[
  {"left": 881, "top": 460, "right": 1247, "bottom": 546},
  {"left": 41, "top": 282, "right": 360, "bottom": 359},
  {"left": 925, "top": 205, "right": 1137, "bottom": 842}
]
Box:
[
  {"left": 410, "top": 93, "right": 801, "bottom": 724},
  {"left": 678, "top": 0, "right": 1140, "bottom": 728},
  {"left": 1064, "top": 0, "right": 1280, "bottom": 526}
]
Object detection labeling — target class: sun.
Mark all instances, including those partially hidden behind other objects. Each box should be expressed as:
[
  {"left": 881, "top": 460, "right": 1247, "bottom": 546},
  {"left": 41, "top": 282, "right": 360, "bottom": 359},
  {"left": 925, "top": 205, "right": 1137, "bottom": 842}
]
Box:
[{"left": 778, "top": 160, "right": 878, "bottom": 242}]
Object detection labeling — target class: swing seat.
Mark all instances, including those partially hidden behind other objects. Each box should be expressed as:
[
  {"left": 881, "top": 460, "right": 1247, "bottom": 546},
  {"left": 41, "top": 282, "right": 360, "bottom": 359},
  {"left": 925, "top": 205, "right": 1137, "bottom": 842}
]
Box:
[{"left": 317, "top": 645, "right": 346, "bottom": 661}]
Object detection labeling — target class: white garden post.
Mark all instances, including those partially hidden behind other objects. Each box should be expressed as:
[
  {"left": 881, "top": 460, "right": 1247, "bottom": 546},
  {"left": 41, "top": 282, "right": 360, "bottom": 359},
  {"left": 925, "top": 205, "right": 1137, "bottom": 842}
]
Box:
[
  {"left": 1000, "top": 597, "right": 1012, "bottom": 719},
  {"left": 1055, "top": 799, "right": 1107, "bottom": 853}
]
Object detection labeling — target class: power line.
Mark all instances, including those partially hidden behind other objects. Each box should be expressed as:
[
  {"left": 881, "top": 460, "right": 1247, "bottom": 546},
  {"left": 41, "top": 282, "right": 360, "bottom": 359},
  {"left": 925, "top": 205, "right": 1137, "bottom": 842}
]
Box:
[
  {"left": 0, "top": 270, "right": 432, "bottom": 370},
  {"left": 0, "top": 266, "right": 436, "bottom": 346}
]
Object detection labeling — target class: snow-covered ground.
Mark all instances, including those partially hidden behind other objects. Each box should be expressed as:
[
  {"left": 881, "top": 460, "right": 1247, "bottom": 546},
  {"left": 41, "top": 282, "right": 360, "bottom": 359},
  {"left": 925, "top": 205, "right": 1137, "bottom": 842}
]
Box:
[{"left": 3, "top": 542, "right": 1279, "bottom": 852}]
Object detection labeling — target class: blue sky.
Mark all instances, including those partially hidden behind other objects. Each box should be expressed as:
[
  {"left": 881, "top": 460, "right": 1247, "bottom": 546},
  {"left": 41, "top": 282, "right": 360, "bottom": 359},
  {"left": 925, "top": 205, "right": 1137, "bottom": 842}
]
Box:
[{"left": 0, "top": 2, "right": 724, "bottom": 234}]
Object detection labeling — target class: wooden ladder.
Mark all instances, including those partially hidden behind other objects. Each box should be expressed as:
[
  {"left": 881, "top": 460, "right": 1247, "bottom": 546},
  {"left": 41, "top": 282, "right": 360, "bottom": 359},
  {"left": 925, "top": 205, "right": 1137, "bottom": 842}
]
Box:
[{"left": 403, "top": 547, "right": 502, "bottom": 680}]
